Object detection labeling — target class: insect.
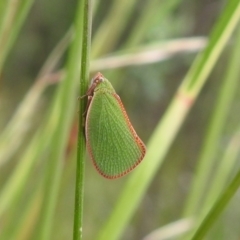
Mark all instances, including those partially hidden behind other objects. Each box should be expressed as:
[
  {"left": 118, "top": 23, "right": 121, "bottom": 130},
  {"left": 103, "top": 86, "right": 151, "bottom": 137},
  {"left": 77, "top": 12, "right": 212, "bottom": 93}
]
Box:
[{"left": 82, "top": 72, "right": 146, "bottom": 179}]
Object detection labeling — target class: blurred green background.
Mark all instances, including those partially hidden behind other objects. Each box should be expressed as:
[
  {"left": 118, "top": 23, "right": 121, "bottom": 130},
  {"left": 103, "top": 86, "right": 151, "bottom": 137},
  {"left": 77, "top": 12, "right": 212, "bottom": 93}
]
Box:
[{"left": 1, "top": 0, "right": 240, "bottom": 239}]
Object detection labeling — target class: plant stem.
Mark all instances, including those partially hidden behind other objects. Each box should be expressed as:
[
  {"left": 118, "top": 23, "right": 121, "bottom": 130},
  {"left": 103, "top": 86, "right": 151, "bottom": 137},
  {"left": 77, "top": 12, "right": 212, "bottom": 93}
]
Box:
[
  {"left": 190, "top": 168, "right": 240, "bottom": 240},
  {"left": 73, "top": 0, "right": 92, "bottom": 239}
]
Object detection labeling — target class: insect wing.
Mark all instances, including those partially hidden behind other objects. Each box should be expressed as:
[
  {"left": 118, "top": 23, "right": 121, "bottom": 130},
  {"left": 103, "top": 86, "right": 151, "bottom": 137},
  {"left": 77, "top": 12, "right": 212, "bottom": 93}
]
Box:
[{"left": 86, "top": 91, "right": 146, "bottom": 179}]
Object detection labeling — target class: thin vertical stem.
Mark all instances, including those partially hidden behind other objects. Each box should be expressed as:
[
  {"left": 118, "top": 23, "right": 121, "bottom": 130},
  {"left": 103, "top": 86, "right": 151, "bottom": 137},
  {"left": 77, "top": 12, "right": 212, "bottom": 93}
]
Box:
[{"left": 73, "top": 0, "right": 92, "bottom": 239}]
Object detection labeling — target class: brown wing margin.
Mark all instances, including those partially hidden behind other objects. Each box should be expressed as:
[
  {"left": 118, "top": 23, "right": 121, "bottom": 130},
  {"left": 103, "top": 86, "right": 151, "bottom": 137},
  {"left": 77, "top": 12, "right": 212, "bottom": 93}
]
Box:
[
  {"left": 85, "top": 93, "right": 146, "bottom": 179},
  {"left": 105, "top": 93, "right": 146, "bottom": 179}
]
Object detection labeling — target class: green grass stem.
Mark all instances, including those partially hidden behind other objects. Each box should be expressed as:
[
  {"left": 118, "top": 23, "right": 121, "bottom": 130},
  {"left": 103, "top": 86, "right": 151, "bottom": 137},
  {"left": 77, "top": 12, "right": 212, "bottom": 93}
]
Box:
[
  {"left": 190, "top": 167, "right": 240, "bottom": 240},
  {"left": 36, "top": 0, "right": 86, "bottom": 238},
  {"left": 184, "top": 1, "right": 240, "bottom": 215},
  {"left": 0, "top": 0, "right": 34, "bottom": 75},
  {"left": 91, "top": 0, "right": 137, "bottom": 58},
  {"left": 73, "top": 0, "right": 92, "bottom": 239},
  {"left": 198, "top": 25, "right": 240, "bottom": 217},
  {"left": 0, "top": 28, "right": 71, "bottom": 166}
]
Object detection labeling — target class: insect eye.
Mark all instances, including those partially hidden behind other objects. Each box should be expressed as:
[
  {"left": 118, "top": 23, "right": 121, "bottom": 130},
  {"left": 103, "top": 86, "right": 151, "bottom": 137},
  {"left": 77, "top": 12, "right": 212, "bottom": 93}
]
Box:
[{"left": 92, "top": 74, "right": 104, "bottom": 85}]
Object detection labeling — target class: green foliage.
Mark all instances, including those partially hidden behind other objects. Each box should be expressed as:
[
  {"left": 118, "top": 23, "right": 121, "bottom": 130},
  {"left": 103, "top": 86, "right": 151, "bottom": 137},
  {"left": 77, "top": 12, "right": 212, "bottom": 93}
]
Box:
[{"left": 0, "top": 0, "right": 240, "bottom": 240}]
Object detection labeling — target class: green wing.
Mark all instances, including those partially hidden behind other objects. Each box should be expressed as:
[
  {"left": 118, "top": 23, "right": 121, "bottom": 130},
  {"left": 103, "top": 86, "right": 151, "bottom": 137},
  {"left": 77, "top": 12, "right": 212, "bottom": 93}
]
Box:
[{"left": 86, "top": 91, "right": 146, "bottom": 178}]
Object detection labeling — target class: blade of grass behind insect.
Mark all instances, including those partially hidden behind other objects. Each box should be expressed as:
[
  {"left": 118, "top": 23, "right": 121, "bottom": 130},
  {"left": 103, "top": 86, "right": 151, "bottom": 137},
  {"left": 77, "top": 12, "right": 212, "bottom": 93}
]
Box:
[
  {"left": 183, "top": 20, "right": 240, "bottom": 217},
  {"left": 37, "top": 28, "right": 73, "bottom": 77},
  {"left": 90, "top": 37, "right": 206, "bottom": 71},
  {"left": 189, "top": 167, "right": 240, "bottom": 240},
  {"left": 124, "top": 0, "right": 181, "bottom": 48},
  {"left": 143, "top": 218, "right": 193, "bottom": 240},
  {"left": 1, "top": 181, "right": 42, "bottom": 240},
  {"left": 180, "top": 0, "right": 240, "bottom": 93},
  {"left": 36, "top": 0, "right": 85, "bottom": 239},
  {"left": 182, "top": 131, "right": 240, "bottom": 240},
  {"left": 199, "top": 25, "right": 240, "bottom": 217},
  {"left": 97, "top": 1, "right": 240, "bottom": 239},
  {"left": 91, "top": 0, "right": 137, "bottom": 58},
  {"left": 0, "top": 28, "right": 72, "bottom": 166},
  {"left": 12, "top": 190, "right": 42, "bottom": 240},
  {"left": 0, "top": 0, "right": 34, "bottom": 74},
  {"left": 0, "top": 29, "right": 71, "bottom": 238},
  {"left": 0, "top": 95, "right": 61, "bottom": 220},
  {"left": 91, "top": 0, "right": 99, "bottom": 17},
  {"left": 181, "top": 26, "right": 240, "bottom": 240},
  {"left": 201, "top": 131, "right": 240, "bottom": 218},
  {"left": 0, "top": 1, "right": 8, "bottom": 28}
]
